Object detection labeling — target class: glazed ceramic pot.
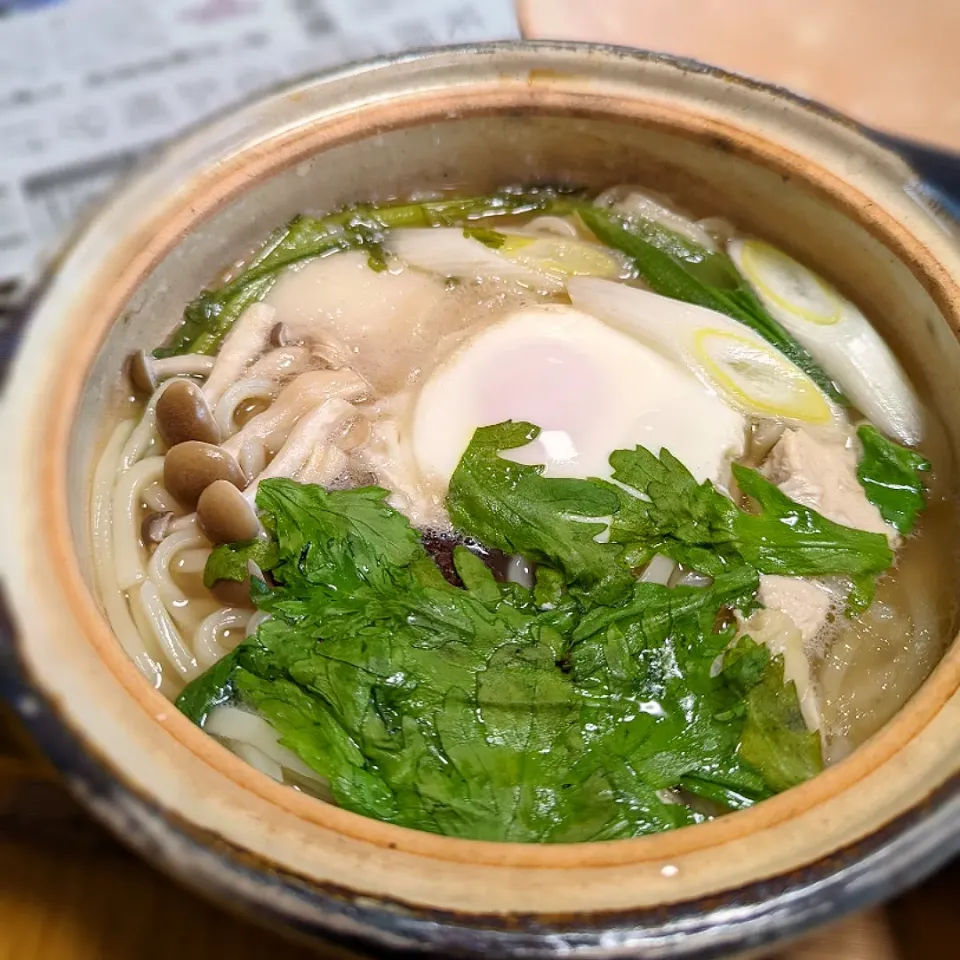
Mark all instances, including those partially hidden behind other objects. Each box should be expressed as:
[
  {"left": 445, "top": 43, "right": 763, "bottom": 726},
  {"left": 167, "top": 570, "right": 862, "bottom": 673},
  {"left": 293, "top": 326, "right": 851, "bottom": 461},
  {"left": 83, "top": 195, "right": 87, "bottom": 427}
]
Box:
[{"left": 2, "top": 42, "right": 960, "bottom": 959}]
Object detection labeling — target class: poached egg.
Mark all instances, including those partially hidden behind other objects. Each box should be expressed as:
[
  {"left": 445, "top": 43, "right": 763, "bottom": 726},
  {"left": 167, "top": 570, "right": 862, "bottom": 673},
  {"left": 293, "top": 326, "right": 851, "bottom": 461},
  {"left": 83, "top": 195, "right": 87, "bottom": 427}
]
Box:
[{"left": 412, "top": 305, "right": 745, "bottom": 486}]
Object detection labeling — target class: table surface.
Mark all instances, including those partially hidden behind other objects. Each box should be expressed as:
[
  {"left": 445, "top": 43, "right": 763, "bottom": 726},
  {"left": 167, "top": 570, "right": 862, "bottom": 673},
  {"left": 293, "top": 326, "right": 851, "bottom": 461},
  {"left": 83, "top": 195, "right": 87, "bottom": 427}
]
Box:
[{"left": 3, "top": 2, "right": 960, "bottom": 957}]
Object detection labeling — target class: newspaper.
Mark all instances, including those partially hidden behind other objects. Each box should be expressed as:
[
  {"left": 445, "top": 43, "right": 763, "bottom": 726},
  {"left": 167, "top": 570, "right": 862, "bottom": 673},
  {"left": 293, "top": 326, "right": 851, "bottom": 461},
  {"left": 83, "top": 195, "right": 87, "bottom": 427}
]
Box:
[{"left": 0, "top": 0, "right": 520, "bottom": 305}]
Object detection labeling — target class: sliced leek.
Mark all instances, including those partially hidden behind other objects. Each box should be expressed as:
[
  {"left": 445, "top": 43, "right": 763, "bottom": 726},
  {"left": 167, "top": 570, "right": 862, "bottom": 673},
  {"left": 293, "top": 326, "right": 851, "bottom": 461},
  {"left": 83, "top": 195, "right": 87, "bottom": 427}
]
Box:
[
  {"left": 568, "top": 276, "right": 838, "bottom": 425},
  {"left": 730, "top": 238, "right": 923, "bottom": 443},
  {"left": 387, "top": 227, "right": 629, "bottom": 289}
]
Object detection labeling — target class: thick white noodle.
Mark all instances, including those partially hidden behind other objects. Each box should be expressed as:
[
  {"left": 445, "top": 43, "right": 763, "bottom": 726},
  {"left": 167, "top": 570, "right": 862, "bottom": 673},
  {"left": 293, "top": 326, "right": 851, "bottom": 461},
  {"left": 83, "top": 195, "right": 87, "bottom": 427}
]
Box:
[
  {"left": 176, "top": 547, "right": 212, "bottom": 575},
  {"left": 222, "top": 370, "right": 367, "bottom": 465},
  {"left": 147, "top": 528, "right": 211, "bottom": 629},
  {"left": 112, "top": 456, "right": 165, "bottom": 591},
  {"left": 92, "top": 420, "right": 165, "bottom": 691},
  {"left": 168, "top": 513, "right": 199, "bottom": 536},
  {"left": 193, "top": 607, "right": 251, "bottom": 668},
  {"left": 119, "top": 378, "right": 180, "bottom": 469},
  {"left": 238, "top": 442, "right": 268, "bottom": 482},
  {"left": 205, "top": 706, "right": 330, "bottom": 785},
  {"left": 137, "top": 579, "right": 200, "bottom": 680},
  {"left": 214, "top": 377, "right": 279, "bottom": 438},
  {"left": 141, "top": 481, "right": 178, "bottom": 513}
]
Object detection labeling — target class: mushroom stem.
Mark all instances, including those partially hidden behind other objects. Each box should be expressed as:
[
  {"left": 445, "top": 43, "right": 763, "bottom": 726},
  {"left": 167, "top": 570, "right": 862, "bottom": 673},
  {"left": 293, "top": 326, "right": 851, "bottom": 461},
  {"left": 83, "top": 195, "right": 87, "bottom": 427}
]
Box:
[
  {"left": 128, "top": 350, "right": 214, "bottom": 394},
  {"left": 222, "top": 369, "right": 367, "bottom": 465},
  {"left": 247, "top": 345, "right": 311, "bottom": 380},
  {"left": 202, "top": 302, "right": 278, "bottom": 405},
  {"left": 244, "top": 399, "right": 356, "bottom": 500}
]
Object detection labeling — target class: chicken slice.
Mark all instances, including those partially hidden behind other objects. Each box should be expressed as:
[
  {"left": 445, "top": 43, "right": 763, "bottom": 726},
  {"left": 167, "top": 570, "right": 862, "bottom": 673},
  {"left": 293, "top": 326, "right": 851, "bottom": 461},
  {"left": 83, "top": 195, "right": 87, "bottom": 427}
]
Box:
[
  {"left": 758, "top": 575, "right": 833, "bottom": 645},
  {"left": 764, "top": 427, "right": 894, "bottom": 543}
]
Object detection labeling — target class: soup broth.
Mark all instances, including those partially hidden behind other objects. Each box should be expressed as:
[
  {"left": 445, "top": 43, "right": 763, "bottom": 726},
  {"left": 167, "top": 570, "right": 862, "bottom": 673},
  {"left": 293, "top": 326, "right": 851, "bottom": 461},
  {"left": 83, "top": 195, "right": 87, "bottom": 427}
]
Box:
[{"left": 91, "top": 185, "right": 959, "bottom": 842}]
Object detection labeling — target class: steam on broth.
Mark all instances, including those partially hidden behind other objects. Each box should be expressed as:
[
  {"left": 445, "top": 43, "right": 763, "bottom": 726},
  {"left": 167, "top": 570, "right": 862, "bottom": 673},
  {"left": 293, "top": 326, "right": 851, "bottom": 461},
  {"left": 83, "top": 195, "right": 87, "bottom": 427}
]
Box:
[{"left": 91, "top": 184, "right": 957, "bottom": 841}]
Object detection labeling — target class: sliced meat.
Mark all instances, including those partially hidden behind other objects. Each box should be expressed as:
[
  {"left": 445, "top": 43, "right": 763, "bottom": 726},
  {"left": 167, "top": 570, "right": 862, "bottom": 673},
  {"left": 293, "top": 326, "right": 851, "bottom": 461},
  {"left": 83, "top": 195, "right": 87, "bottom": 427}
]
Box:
[
  {"left": 764, "top": 427, "right": 894, "bottom": 542},
  {"left": 758, "top": 574, "right": 832, "bottom": 643}
]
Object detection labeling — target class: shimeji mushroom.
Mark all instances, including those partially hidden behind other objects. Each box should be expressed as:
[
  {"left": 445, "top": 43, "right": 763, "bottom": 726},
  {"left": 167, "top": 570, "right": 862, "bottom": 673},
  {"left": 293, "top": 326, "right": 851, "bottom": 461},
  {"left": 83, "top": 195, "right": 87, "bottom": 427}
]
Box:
[
  {"left": 243, "top": 397, "right": 357, "bottom": 499},
  {"left": 163, "top": 441, "right": 246, "bottom": 510},
  {"left": 221, "top": 369, "right": 368, "bottom": 476},
  {"left": 127, "top": 350, "right": 215, "bottom": 394},
  {"left": 202, "top": 302, "right": 279, "bottom": 405},
  {"left": 197, "top": 480, "right": 263, "bottom": 545},
  {"left": 155, "top": 379, "right": 222, "bottom": 447}
]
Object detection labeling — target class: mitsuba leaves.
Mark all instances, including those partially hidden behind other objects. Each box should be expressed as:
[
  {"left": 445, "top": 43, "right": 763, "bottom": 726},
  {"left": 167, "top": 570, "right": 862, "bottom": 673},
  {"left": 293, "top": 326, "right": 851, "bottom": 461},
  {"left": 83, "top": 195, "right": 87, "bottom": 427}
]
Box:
[
  {"left": 856, "top": 424, "right": 930, "bottom": 535},
  {"left": 177, "top": 475, "right": 819, "bottom": 840},
  {"left": 447, "top": 421, "right": 632, "bottom": 603},
  {"left": 177, "top": 417, "right": 900, "bottom": 841},
  {"left": 203, "top": 539, "right": 279, "bottom": 589},
  {"left": 603, "top": 445, "right": 894, "bottom": 580}
]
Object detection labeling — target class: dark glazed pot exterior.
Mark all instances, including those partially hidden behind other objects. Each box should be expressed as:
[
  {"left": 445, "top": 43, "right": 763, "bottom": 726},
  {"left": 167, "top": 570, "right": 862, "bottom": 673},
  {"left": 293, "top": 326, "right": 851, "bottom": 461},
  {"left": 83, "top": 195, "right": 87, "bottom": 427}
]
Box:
[{"left": 3, "top": 42, "right": 960, "bottom": 958}]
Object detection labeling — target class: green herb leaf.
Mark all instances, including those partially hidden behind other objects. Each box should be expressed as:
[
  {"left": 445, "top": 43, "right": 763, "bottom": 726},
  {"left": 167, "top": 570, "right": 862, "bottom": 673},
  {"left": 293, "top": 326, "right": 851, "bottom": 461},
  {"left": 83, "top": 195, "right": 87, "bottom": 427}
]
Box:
[
  {"left": 203, "top": 539, "right": 280, "bottom": 589},
  {"left": 578, "top": 206, "right": 843, "bottom": 403},
  {"left": 846, "top": 572, "right": 877, "bottom": 616},
  {"left": 179, "top": 442, "right": 836, "bottom": 842},
  {"left": 732, "top": 464, "right": 894, "bottom": 577},
  {"left": 447, "top": 421, "right": 632, "bottom": 602},
  {"left": 736, "top": 652, "right": 823, "bottom": 791},
  {"left": 602, "top": 445, "right": 894, "bottom": 580},
  {"left": 463, "top": 226, "right": 506, "bottom": 248},
  {"left": 856, "top": 424, "right": 930, "bottom": 534},
  {"left": 603, "top": 445, "right": 740, "bottom": 575},
  {"left": 175, "top": 648, "right": 242, "bottom": 726}
]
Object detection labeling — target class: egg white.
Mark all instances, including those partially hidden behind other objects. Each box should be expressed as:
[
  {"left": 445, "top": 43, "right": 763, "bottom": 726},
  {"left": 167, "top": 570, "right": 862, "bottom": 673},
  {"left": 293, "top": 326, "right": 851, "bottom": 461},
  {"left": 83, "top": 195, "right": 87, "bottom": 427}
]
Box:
[{"left": 411, "top": 305, "right": 746, "bottom": 486}]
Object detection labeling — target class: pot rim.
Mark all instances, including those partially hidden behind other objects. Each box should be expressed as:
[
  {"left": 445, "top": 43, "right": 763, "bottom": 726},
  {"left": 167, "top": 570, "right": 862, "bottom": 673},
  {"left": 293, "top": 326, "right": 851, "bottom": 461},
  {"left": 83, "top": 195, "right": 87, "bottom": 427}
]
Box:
[{"left": 2, "top": 40, "right": 959, "bottom": 956}]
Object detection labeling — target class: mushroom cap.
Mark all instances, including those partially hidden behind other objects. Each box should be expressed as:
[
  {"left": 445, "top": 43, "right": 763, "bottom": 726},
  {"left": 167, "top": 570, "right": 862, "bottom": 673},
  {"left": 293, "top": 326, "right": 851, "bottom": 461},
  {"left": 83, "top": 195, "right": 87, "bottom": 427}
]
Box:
[
  {"left": 128, "top": 350, "right": 157, "bottom": 394},
  {"left": 163, "top": 441, "right": 245, "bottom": 510},
  {"left": 197, "top": 480, "right": 263, "bottom": 545},
  {"left": 156, "top": 379, "right": 222, "bottom": 448}
]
